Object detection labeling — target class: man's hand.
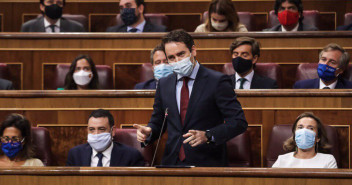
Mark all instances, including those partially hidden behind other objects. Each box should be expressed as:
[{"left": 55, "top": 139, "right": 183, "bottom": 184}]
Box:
[
  {"left": 133, "top": 124, "right": 152, "bottom": 143},
  {"left": 183, "top": 130, "right": 207, "bottom": 147}
]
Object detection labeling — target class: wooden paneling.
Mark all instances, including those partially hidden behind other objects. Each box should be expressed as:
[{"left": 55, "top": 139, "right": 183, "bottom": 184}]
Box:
[{"left": 0, "top": 13, "right": 3, "bottom": 32}]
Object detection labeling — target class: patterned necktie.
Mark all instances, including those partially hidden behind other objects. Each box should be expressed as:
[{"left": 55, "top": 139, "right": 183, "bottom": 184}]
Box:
[
  {"left": 179, "top": 77, "right": 189, "bottom": 161},
  {"left": 239, "top": 78, "right": 247, "bottom": 89},
  {"left": 49, "top": 25, "right": 56, "bottom": 33},
  {"left": 129, "top": 28, "right": 138, "bottom": 32},
  {"left": 323, "top": 87, "right": 331, "bottom": 89},
  {"left": 96, "top": 152, "right": 103, "bottom": 167}
]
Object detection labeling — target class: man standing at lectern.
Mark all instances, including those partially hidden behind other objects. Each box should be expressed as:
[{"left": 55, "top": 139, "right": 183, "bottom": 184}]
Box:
[{"left": 134, "top": 30, "right": 247, "bottom": 167}]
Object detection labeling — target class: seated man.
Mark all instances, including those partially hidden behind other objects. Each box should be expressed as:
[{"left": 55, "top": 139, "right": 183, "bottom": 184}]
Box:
[
  {"left": 106, "top": 0, "right": 166, "bottom": 32},
  {"left": 337, "top": 23, "right": 352, "bottom": 31},
  {"left": 134, "top": 44, "right": 173, "bottom": 89},
  {"left": 263, "top": 0, "right": 318, "bottom": 31},
  {"left": 21, "top": 0, "right": 85, "bottom": 32},
  {"left": 294, "top": 43, "right": 352, "bottom": 89},
  {"left": 66, "top": 109, "right": 144, "bottom": 167},
  {"left": 0, "top": 78, "right": 14, "bottom": 90},
  {"left": 230, "top": 37, "right": 278, "bottom": 89}
]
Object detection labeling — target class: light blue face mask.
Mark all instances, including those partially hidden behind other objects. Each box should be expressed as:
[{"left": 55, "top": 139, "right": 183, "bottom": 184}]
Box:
[
  {"left": 170, "top": 54, "right": 194, "bottom": 77},
  {"left": 87, "top": 132, "right": 112, "bottom": 152},
  {"left": 295, "top": 128, "right": 316, "bottom": 150},
  {"left": 153, "top": 64, "right": 174, "bottom": 79}
]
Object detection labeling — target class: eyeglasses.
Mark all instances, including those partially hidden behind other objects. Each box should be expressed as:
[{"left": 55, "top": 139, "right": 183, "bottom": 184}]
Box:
[{"left": 0, "top": 136, "right": 24, "bottom": 143}]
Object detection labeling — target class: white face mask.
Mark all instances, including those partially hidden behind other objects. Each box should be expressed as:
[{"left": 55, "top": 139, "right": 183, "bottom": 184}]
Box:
[
  {"left": 169, "top": 54, "right": 194, "bottom": 77},
  {"left": 73, "top": 70, "right": 93, "bottom": 86},
  {"left": 87, "top": 132, "right": 112, "bottom": 152},
  {"left": 211, "top": 20, "right": 229, "bottom": 31}
]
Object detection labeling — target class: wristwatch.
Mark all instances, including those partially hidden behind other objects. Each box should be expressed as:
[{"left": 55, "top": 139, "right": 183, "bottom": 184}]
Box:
[{"left": 205, "top": 130, "right": 213, "bottom": 144}]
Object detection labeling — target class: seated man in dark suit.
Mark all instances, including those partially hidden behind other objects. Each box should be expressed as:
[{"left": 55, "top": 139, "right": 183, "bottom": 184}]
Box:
[
  {"left": 106, "top": 0, "right": 166, "bottom": 32},
  {"left": 0, "top": 78, "right": 14, "bottom": 90},
  {"left": 21, "top": 0, "right": 85, "bottom": 32},
  {"left": 263, "top": 0, "right": 318, "bottom": 31},
  {"left": 66, "top": 109, "right": 144, "bottom": 167},
  {"left": 134, "top": 44, "right": 173, "bottom": 89},
  {"left": 230, "top": 37, "right": 278, "bottom": 89},
  {"left": 337, "top": 24, "right": 352, "bottom": 31},
  {"left": 294, "top": 43, "right": 352, "bottom": 89}
]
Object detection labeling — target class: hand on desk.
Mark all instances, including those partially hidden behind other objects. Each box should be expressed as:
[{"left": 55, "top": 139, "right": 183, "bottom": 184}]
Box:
[
  {"left": 133, "top": 124, "right": 152, "bottom": 143},
  {"left": 183, "top": 130, "right": 207, "bottom": 147}
]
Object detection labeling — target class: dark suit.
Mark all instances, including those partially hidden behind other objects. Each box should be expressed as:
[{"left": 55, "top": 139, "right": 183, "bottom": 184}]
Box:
[
  {"left": 134, "top": 79, "right": 157, "bottom": 89},
  {"left": 66, "top": 142, "right": 145, "bottom": 166},
  {"left": 337, "top": 24, "right": 352, "bottom": 31},
  {"left": 230, "top": 73, "right": 278, "bottom": 89},
  {"left": 263, "top": 22, "right": 318, "bottom": 31},
  {"left": 106, "top": 21, "right": 166, "bottom": 32},
  {"left": 21, "top": 17, "right": 85, "bottom": 32},
  {"left": 146, "top": 64, "right": 247, "bottom": 167},
  {"left": 293, "top": 78, "right": 352, "bottom": 89},
  {"left": 0, "top": 78, "right": 14, "bottom": 90}
]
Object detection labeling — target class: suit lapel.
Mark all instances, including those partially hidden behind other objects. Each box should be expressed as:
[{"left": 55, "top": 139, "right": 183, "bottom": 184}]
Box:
[
  {"left": 109, "top": 142, "right": 121, "bottom": 166},
  {"left": 82, "top": 144, "right": 93, "bottom": 166},
  {"left": 143, "top": 21, "right": 151, "bottom": 32},
  {"left": 167, "top": 74, "right": 182, "bottom": 129},
  {"left": 60, "top": 18, "right": 67, "bottom": 32},
  {"left": 335, "top": 79, "right": 344, "bottom": 89},
  {"left": 35, "top": 17, "right": 46, "bottom": 32},
  {"left": 314, "top": 78, "right": 320, "bottom": 89},
  {"left": 250, "top": 73, "right": 260, "bottom": 89},
  {"left": 184, "top": 65, "right": 208, "bottom": 127}
]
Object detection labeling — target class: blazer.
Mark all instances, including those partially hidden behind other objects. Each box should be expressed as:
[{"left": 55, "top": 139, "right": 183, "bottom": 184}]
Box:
[
  {"left": 106, "top": 21, "right": 166, "bottom": 32},
  {"left": 134, "top": 79, "right": 157, "bottom": 89},
  {"left": 0, "top": 78, "right": 14, "bottom": 90},
  {"left": 293, "top": 78, "right": 352, "bottom": 89},
  {"left": 337, "top": 23, "right": 352, "bottom": 31},
  {"left": 21, "top": 17, "right": 85, "bottom": 32},
  {"left": 66, "top": 142, "right": 145, "bottom": 166},
  {"left": 230, "top": 73, "right": 278, "bottom": 89},
  {"left": 146, "top": 64, "right": 248, "bottom": 167},
  {"left": 263, "top": 22, "right": 318, "bottom": 31}
]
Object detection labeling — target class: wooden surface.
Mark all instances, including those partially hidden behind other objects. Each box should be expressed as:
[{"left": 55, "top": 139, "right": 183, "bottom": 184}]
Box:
[
  {"left": 0, "top": 90, "right": 350, "bottom": 168},
  {"left": 1, "top": 167, "right": 352, "bottom": 185},
  {"left": 1, "top": 32, "right": 352, "bottom": 89}
]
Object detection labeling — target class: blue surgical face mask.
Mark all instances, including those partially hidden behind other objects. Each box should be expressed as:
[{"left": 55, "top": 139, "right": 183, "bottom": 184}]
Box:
[
  {"left": 154, "top": 64, "right": 173, "bottom": 79},
  {"left": 121, "top": 8, "right": 138, "bottom": 26},
  {"left": 295, "top": 128, "right": 316, "bottom": 150},
  {"left": 1, "top": 141, "right": 23, "bottom": 158},
  {"left": 170, "top": 54, "right": 194, "bottom": 77},
  {"left": 87, "top": 132, "right": 112, "bottom": 152},
  {"left": 317, "top": 63, "right": 337, "bottom": 82}
]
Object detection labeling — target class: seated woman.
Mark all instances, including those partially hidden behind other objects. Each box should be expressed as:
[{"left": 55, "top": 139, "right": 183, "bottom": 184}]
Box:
[
  {"left": 64, "top": 54, "right": 99, "bottom": 90},
  {"left": 0, "top": 113, "right": 44, "bottom": 166},
  {"left": 272, "top": 112, "right": 337, "bottom": 168},
  {"left": 194, "top": 0, "right": 248, "bottom": 32}
]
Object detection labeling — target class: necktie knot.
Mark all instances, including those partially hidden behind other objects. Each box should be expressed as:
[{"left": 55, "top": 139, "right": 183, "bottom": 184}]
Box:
[
  {"left": 239, "top": 78, "right": 247, "bottom": 89},
  {"left": 323, "top": 87, "right": 331, "bottom": 89},
  {"left": 129, "top": 28, "right": 138, "bottom": 32},
  {"left": 49, "top": 25, "right": 56, "bottom": 33},
  {"left": 183, "top": 77, "right": 190, "bottom": 85}
]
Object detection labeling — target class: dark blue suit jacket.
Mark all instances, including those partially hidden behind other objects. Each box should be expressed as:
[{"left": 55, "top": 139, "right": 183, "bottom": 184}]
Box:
[
  {"left": 337, "top": 24, "right": 352, "bottom": 31},
  {"left": 146, "top": 64, "right": 248, "bottom": 167},
  {"left": 134, "top": 79, "right": 157, "bottom": 89},
  {"left": 293, "top": 78, "right": 352, "bottom": 89},
  {"left": 66, "top": 142, "right": 145, "bottom": 166},
  {"left": 106, "top": 21, "right": 166, "bottom": 32}
]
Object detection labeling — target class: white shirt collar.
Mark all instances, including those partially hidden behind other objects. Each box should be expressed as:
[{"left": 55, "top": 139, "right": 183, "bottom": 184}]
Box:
[
  {"left": 235, "top": 70, "right": 254, "bottom": 84},
  {"left": 281, "top": 23, "right": 299, "bottom": 32},
  {"left": 177, "top": 61, "right": 200, "bottom": 81},
  {"left": 91, "top": 141, "right": 113, "bottom": 159},
  {"left": 127, "top": 20, "right": 146, "bottom": 32},
  {"left": 44, "top": 17, "right": 61, "bottom": 28},
  {"left": 319, "top": 78, "right": 337, "bottom": 89}
]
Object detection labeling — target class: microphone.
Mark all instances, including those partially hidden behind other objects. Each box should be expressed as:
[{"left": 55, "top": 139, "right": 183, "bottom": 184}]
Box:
[{"left": 150, "top": 108, "right": 168, "bottom": 167}]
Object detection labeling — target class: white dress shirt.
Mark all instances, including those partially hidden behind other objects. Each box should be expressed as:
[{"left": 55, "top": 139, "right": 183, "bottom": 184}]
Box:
[
  {"left": 235, "top": 70, "right": 254, "bottom": 89},
  {"left": 44, "top": 18, "right": 61, "bottom": 33},
  {"left": 127, "top": 20, "right": 146, "bottom": 33},
  {"left": 90, "top": 142, "right": 113, "bottom": 167},
  {"left": 281, "top": 23, "right": 299, "bottom": 32},
  {"left": 272, "top": 152, "right": 337, "bottom": 168},
  {"left": 176, "top": 61, "right": 200, "bottom": 113},
  {"left": 319, "top": 78, "right": 337, "bottom": 89}
]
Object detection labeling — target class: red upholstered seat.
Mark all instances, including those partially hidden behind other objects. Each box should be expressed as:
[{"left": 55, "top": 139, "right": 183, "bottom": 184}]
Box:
[
  {"left": 265, "top": 124, "right": 340, "bottom": 167},
  {"left": 227, "top": 131, "right": 253, "bottom": 167},
  {"left": 223, "top": 63, "right": 283, "bottom": 88},
  {"left": 46, "top": 64, "right": 113, "bottom": 89},
  {"left": 0, "top": 63, "right": 10, "bottom": 80},
  {"left": 32, "top": 127, "right": 54, "bottom": 166},
  {"left": 201, "top": 11, "right": 255, "bottom": 31},
  {"left": 267, "top": 10, "right": 320, "bottom": 29},
  {"left": 140, "top": 63, "right": 154, "bottom": 82},
  {"left": 113, "top": 128, "right": 153, "bottom": 166},
  {"left": 344, "top": 13, "right": 352, "bottom": 26},
  {"left": 115, "top": 14, "right": 168, "bottom": 28}
]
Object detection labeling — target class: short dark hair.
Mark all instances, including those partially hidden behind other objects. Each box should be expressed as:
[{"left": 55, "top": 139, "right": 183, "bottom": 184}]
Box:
[
  {"left": 64, "top": 54, "right": 99, "bottom": 90},
  {"left": 0, "top": 114, "right": 35, "bottom": 160},
  {"left": 230, "top": 37, "right": 261, "bottom": 57},
  {"left": 40, "top": 0, "right": 66, "bottom": 6},
  {"left": 88, "top": 109, "right": 115, "bottom": 128},
  {"left": 161, "top": 29, "right": 194, "bottom": 52},
  {"left": 274, "top": 0, "right": 304, "bottom": 22},
  {"left": 135, "top": 0, "right": 145, "bottom": 7},
  {"left": 150, "top": 44, "right": 164, "bottom": 64}
]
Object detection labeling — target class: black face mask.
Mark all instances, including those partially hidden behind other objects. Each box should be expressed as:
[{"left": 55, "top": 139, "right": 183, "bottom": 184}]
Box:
[
  {"left": 44, "top": 4, "right": 63, "bottom": 20},
  {"left": 121, "top": 8, "right": 138, "bottom": 26},
  {"left": 232, "top": 57, "right": 253, "bottom": 74}
]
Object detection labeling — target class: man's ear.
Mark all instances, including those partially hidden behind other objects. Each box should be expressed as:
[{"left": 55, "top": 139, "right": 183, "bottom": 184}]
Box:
[
  {"left": 111, "top": 126, "right": 116, "bottom": 137},
  {"left": 252, "top": 55, "right": 258, "bottom": 64},
  {"left": 191, "top": 45, "right": 197, "bottom": 58},
  {"left": 137, "top": 4, "right": 144, "bottom": 14}
]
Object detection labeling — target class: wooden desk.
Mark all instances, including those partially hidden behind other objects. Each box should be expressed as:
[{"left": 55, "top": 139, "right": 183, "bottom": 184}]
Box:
[{"left": 1, "top": 167, "right": 352, "bottom": 185}]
